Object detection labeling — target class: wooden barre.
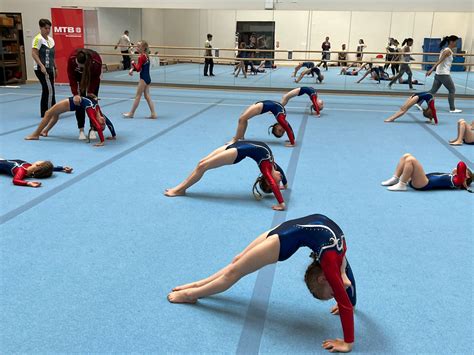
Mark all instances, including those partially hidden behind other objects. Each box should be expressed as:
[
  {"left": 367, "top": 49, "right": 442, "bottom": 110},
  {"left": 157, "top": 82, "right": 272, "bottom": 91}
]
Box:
[
  {"left": 85, "top": 43, "right": 473, "bottom": 57},
  {"left": 95, "top": 51, "right": 474, "bottom": 66}
]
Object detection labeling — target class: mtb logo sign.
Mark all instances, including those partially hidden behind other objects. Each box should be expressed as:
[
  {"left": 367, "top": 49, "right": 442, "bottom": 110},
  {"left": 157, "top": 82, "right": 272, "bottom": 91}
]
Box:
[{"left": 51, "top": 8, "right": 84, "bottom": 83}]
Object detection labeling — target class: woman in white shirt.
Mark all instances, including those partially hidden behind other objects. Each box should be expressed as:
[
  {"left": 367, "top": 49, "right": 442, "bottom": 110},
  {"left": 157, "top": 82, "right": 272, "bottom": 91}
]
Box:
[
  {"left": 32, "top": 19, "right": 56, "bottom": 117},
  {"left": 426, "top": 35, "right": 462, "bottom": 113}
]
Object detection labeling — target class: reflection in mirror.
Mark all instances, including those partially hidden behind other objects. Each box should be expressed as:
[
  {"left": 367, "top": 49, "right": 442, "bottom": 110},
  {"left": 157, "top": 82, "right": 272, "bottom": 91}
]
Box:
[{"left": 88, "top": 8, "right": 471, "bottom": 98}]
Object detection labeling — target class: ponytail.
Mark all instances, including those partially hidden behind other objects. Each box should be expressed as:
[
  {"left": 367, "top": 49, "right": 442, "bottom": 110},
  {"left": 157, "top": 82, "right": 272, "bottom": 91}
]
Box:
[
  {"left": 402, "top": 38, "right": 413, "bottom": 47},
  {"left": 252, "top": 175, "right": 272, "bottom": 200},
  {"left": 440, "top": 35, "right": 459, "bottom": 49},
  {"left": 464, "top": 168, "right": 473, "bottom": 193}
]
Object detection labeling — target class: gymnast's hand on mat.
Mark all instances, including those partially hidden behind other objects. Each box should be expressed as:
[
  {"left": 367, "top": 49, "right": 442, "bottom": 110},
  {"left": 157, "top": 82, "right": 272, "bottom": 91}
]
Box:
[
  {"left": 330, "top": 304, "right": 339, "bottom": 315},
  {"left": 62, "top": 167, "right": 73, "bottom": 174},
  {"left": 94, "top": 141, "right": 105, "bottom": 147},
  {"left": 284, "top": 140, "right": 295, "bottom": 148},
  {"left": 322, "top": 339, "right": 353, "bottom": 353},
  {"left": 272, "top": 202, "right": 286, "bottom": 211},
  {"left": 27, "top": 181, "right": 41, "bottom": 188},
  {"left": 106, "top": 136, "right": 116, "bottom": 140}
]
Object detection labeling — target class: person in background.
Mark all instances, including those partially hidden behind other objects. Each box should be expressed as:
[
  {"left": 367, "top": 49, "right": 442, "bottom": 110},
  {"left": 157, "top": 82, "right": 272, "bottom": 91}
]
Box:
[
  {"left": 318, "top": 36, "right": 331, "bottom": 70},
  {"left": 427, "top": 35, "right": 462, "bottom": 113},
  {"left": 204, "top": 33, "right": 214, "bottom": 77},
  {"left": 356, "top": 39, "right": 366, "bottom": 64},
  {"left": 388, "top": 38, "right": 415, "bottom": 89},
  {"left": 32, "top": 18, "right": 56, "bottom": 118},
  {"left": 390, "top": 39, "right": 401, "bottom": 75},
  {"left": 338, "top": 44, "right": 348, "bottom": 67},
  {"left": 115, "top": 30, "right": 131, "bottom": 70},
  {"left": 384, "top": 38, "right": 395, "bottom": 72}
]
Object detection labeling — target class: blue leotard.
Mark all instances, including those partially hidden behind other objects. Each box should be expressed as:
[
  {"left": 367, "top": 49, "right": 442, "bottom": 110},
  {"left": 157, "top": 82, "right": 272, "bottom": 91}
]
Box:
[
  {"left": 410, "top": 173, "right": 456, "bottom": 191},
  {"left": 257, "top": 100, "right": 286, "bottom": 117},
  {"left": 225, "top": 140, "right": 287, "bottom": 203},
  {"left": 298, "top": 86, "right": 316, "bottom": 97},
  {"left": 132, "top": 54, "right": 151, "bottom": 85},
  {"left": 412, "top": 92, "right": 433, "bottom": 104},
  {"left": 267, "top": 214, "right": 357, "bottom": 343}
]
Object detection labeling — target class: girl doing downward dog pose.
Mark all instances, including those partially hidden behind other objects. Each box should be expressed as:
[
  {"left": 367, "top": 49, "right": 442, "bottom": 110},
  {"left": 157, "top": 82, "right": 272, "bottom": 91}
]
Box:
[
  {"left": 164, "top": 140, "right": 288, "bottom": 211},
  {"left": 449, "top": 119, "right": 474, "bottom": 146},
  {"left": 295, "top": 66, "right": 324, "bottom": 84},
  {"left": 384, "top": 92, "right": 438, "bottom": 124},
  {"left": 0, "top": 159, "right": 72, "bottom": 187},
  {"left": 168, "top": 214, "right": 357, "bottom": 353},
  {"left": 381, "top": 154, "right": 471, "bottom": 192},
  {"left": 230, "top": 100, "right": 296, "bottom": 147},
  {"left": 356, "top": 65, "right": 389, "bottom": 84},
  {"left": 281, "top": 87, "right": 324, "bottom": 116},
  {"left": 25, "top": 95, "right": 116, "bottom": 147},
  {"left": 123, "top": 41, "right": 157, "bottom": 119},
  {"left": 292, "top": 61, "right": 315, "bottom": 77}
]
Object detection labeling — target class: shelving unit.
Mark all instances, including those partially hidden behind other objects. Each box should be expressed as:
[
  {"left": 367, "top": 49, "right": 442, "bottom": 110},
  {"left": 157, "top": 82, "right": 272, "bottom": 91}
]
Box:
[{"left": 0, "top": 13, "right": 26, "bottom": 85}]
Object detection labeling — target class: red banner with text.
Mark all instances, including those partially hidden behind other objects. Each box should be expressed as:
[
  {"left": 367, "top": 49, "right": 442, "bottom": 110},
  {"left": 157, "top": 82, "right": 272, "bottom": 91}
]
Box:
[{"left": 51, "top": 8, "right": 84, "bottom": 84}]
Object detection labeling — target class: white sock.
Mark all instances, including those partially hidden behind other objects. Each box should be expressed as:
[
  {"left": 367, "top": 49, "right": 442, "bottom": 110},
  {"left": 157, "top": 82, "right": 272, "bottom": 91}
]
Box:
[
  {"left": 89, "top": 130, "right": 97, "bottom": 139},
  {"left": 387, "top": 180, "right": 407, "bottom": 191},
  {"left": 381, "top": 176, "right": 399, "bottom": 186}
]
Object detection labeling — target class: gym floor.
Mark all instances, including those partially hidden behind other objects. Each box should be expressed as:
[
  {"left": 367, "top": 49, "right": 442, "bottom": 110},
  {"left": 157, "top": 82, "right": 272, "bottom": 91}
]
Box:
[{"left": 1, "top": 83, "right": 472, "bottom": 353}]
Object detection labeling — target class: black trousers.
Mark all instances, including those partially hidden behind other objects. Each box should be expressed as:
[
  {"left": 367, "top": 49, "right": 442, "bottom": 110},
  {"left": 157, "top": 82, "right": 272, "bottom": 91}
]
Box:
[
  {"left": 121, "top": 50, "right": 131, "bottom": 70},
  {"left": 34, "top": 69, "right": 56, "bottom": 117},
  {"left": 204, "top": 58, "right": 214, "bottom": 75},
  {"left": 74, "top": 83, "right": 100, "bottom": 129}
]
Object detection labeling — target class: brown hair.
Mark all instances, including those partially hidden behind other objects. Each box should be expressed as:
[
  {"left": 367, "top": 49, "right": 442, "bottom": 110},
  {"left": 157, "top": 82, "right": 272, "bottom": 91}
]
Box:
[
  {"left": 304, "top": 254, "right": 326, "bottom": 300},
  {"left": 252, "top": 175, "right": 272, "bottom": 200},
  {"left": 39, "top": 19, "right": 51, "bottom": 28},
  {"left": 138, "top": 40, "right": 150, "bottom": 55},
  {"left": 422, "top": 107, "right": 433, "bottom": 120},
  {"left": 466, "top": 168, "right": 472, "bottom": 187},
  {"left": 268, "top": 123, "right": 284, "bottom": 138},
  {"left": 31, "top": 161, "right": 54, "bottom": 178}
]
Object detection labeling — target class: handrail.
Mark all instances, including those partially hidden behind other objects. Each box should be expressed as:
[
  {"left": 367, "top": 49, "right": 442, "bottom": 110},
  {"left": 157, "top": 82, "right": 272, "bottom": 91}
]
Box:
[
  {"left": 94, "top": 51, "right": 474, "bottom": 66},
  {"left": 85, "top": 43, "right": 473, "bottom": 57}
]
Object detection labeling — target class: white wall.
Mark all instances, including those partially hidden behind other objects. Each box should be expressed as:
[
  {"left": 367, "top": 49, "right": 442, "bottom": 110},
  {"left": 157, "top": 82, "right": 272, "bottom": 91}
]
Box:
[
  {"left": 94, "top": 8, "right": 142, "bottom": 65},
  {"left": 2, "top": 0, "right": 473, "bottom": 79},
  {"left": 4, "top": 0, "right": 474, "bottom": 11},
  {"left": 141, "top": 9, "right": 473, "bottom": 68}
]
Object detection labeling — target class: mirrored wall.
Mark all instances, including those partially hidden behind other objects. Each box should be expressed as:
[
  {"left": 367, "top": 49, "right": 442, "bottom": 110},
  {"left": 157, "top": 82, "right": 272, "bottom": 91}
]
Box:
[{"left": 85, "top": 9, "right": 473, "bottom": 95}]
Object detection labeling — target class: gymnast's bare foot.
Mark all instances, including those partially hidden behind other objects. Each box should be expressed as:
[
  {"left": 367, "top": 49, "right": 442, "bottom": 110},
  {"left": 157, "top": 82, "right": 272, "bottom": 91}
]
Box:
[
  {"left": 167, "top": 290, "right": 197, "bottom": 304},
  {"left": 164, "top": 188, "right": 186, "bottom": 197},
  {"left": 173, "top": 282, "right": 199, "bottom": 291},
  {"left": 40, "top": 131, "right": 48, "bottom": 137},
  {"left": 24, "top": 135, "right": 39, "bottom": 140}
]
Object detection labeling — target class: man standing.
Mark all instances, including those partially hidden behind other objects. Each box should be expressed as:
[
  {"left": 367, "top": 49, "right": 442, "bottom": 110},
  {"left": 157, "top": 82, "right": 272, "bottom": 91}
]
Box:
[
  {"left": 318, "top": 36, "right": 331, "bottom": 70},
  {"left": 115, "top": 30, "right": 131, "bottom": 70},
  {"left": 204, "top": 33, "right": 214, "bottom": 77}
]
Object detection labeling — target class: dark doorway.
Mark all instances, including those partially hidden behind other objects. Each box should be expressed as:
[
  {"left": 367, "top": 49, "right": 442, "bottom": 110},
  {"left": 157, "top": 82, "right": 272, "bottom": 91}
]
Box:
[{"left": 236, "top": 21, "right": 275, "bottom": 67}]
